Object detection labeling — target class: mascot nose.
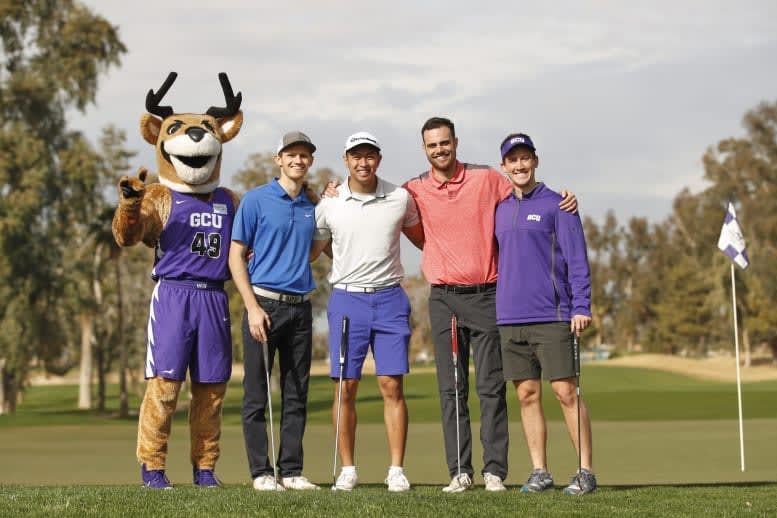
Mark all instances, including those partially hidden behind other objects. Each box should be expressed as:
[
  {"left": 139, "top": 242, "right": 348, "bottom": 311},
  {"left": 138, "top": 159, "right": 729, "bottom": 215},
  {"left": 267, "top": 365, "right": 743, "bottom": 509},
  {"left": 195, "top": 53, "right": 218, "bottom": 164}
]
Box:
[{"left": 186, "top": 127, "right": 206, "bottom": 142}]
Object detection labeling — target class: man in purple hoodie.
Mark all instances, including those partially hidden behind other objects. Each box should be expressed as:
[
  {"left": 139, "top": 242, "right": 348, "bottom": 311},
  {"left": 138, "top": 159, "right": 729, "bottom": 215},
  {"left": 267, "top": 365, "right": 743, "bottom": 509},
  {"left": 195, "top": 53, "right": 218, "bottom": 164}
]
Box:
[{"left": 494, "top": 133, "right": 597, "bottom": 495}]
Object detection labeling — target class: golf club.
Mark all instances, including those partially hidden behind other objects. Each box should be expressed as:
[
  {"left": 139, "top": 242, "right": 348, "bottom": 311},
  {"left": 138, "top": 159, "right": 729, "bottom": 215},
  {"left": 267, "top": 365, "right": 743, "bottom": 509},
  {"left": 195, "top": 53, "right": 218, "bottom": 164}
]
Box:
[
  {"left": 261, "top": 340, "right": 279, "bottom": 490},
  {"left": 573, "top": 332, "right": 582, "bottom": 483},
  {"left": 451, "top": 314, "right": 461, "bottom": 481},
  {"left": 331, "top": 316, "right": 349, "bottom": 491}
]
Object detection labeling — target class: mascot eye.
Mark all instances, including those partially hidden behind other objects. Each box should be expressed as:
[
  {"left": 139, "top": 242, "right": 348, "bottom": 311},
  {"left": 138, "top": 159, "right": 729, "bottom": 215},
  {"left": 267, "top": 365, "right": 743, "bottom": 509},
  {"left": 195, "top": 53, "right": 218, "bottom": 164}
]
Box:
[
  {"left": 202, "top": 120, "right": 215, "bottom": 132},
  {"left": 167, "top": 121, "right": 183, "bottom": 135}
]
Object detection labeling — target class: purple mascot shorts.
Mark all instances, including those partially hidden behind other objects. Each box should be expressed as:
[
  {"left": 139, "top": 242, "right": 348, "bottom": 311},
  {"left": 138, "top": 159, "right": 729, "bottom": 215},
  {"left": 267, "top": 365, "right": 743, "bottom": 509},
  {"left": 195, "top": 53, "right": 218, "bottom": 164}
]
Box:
[{"left": 146, "top": 279, "right": 232, "bottom": 383}]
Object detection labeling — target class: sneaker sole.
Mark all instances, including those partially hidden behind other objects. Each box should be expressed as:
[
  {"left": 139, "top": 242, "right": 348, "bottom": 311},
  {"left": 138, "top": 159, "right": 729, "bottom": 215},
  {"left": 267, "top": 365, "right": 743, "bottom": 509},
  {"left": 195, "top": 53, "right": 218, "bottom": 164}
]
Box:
[
  {"left": 254, "top": 486, "right": 285, "bottom": 491},
  {"left": 388, "top": 487, "right": 410, "bottom": 492},
  {"left": 442, "top": 487, "right": 469, "bottom": 493},
  {"left": 564, "top": 487, "right": 596, "bottom": 495},
  {"left": 520, "top": 485, "right": 552, "bottom": 493},
  {"left": 283, "top": 483, "right": 321, "bottom": 490}
]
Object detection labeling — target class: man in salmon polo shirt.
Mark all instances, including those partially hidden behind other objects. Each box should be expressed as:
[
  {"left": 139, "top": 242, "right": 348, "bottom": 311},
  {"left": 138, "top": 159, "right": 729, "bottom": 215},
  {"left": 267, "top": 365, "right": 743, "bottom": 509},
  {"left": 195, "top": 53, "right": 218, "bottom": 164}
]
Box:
[{"left": 403, "top": 117, "right": 576, "bottom": 493}]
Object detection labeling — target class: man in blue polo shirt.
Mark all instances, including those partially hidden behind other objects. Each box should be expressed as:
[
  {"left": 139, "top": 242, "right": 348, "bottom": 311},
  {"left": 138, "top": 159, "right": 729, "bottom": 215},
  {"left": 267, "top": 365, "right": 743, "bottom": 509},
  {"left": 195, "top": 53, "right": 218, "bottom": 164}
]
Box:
[{"left": 229, "top": 131, "right": 320, "bottom": 491}]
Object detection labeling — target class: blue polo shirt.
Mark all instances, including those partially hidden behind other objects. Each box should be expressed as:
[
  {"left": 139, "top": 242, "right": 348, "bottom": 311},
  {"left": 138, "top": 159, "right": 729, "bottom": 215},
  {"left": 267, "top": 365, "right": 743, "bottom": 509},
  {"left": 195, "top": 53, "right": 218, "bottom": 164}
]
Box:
[{"left": 231, "top": 178, "right": 316, "bottom": 294}]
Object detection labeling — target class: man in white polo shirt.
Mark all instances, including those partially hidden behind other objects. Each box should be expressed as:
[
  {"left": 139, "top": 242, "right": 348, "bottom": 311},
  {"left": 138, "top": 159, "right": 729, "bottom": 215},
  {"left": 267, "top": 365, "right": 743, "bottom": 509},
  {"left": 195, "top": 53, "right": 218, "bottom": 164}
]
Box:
[{"left": 310, "top": 132, "right": 424, "bottom": 492}]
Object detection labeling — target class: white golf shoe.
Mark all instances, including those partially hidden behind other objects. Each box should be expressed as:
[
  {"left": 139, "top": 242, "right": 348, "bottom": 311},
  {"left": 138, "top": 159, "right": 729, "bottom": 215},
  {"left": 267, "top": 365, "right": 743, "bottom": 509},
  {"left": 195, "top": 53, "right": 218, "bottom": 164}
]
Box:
[
  {"left": 334, "top": 469, "right": 358, "bottom": 491},
  {"left": 442, "top": 473, "right": 472, "bottom": 493},
  {"left": 253, "top": 475, "right": 285, "bottom": 491},
  {"left": 385, "top": 469, "right": 411, "bottom": 492},
  {"left": 282, "top": 476, "right": 320, "bottom": 490},
  {"left": 483, "top": 472, "right": 506, "bottom": 492}
]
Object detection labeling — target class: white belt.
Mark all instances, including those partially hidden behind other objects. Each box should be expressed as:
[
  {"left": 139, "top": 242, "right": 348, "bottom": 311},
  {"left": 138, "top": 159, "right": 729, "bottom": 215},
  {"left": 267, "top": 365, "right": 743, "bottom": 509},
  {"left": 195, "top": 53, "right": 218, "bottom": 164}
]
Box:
[
  {"left": 333, "top": 283, "right": 398, "bottom": 293},
  {"left": 252, "top": 286, "right": 311, "bottom": 304}
]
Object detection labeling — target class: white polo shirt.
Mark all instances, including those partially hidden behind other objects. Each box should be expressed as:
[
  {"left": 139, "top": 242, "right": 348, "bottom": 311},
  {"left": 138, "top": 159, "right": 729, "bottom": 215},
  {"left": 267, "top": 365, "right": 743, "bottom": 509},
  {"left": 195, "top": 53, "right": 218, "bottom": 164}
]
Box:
[{"left": 314, "top": 177, "right": 419, "bottom": 287}]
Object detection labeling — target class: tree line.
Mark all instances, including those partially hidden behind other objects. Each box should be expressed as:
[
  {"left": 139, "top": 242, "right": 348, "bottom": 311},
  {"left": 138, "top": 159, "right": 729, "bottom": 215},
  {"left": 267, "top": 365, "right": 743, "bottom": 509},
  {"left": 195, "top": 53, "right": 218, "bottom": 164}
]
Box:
[
  {"left": 582, "top": 101, "right": 777, "bottom": 364},
  {"left": 0, "top": 1, "right": 774, "bottom": 415}
]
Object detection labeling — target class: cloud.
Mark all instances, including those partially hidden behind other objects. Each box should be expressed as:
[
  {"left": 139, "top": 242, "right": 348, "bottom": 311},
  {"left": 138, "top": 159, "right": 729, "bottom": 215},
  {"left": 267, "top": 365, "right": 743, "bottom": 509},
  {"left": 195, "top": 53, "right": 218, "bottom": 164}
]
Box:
[{"left": 72, "top": 0, "right": 777, "bottom": 278}]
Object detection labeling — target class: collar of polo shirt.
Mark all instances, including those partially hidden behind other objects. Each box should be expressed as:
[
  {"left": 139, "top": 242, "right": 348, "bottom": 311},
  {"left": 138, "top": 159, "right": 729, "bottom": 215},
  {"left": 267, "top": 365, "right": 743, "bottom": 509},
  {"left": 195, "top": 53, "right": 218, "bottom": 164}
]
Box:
[{"left": 344, "top": 176, "right": 387, "bottom": 200}]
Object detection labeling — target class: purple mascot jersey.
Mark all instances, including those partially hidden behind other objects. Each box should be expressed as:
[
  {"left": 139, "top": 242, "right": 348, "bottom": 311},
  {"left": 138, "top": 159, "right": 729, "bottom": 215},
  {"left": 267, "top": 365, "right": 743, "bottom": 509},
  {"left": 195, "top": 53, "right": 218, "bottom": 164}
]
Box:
[
  {"left": 152, "top": 189, "right": 234, "bottom": 282},
  {"left": 146, "top": 188, "right": 235, "bottom": 383}
]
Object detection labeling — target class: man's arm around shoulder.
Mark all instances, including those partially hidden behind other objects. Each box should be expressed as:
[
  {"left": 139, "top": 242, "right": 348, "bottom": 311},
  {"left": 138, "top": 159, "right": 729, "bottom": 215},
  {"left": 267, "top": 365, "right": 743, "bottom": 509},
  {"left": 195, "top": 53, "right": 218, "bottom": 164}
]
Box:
[
  {"left": 310, "top": 238, "right": 332, "bottom": 261},
  {"left": 402, "top": 222, "right": 424, "bottom": 250}
]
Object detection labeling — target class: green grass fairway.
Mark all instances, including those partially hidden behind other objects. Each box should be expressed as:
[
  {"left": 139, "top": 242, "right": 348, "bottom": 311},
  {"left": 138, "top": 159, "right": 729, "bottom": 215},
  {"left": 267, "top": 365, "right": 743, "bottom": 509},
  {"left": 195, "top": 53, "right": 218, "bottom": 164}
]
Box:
[
  {"left": 5, "top": 366, "right": 776, "bottom": 427},
  {"left": 1, "top": 484, "right": 775, "bottom": 518},
  {"left": 2, "top": 420, "right": 774, "bottom": 486},
  {"left": 0, "top": 364, "right": 774, "bottom": 517}
]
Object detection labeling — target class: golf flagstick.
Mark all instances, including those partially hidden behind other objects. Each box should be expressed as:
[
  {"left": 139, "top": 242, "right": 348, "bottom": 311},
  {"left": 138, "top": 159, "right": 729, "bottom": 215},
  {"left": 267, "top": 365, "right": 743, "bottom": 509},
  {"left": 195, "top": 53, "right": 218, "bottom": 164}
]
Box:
[
  {"left": 261, "top": 341, "right": 279, "bottom": 489},
  {"left": 573, "top": 333, "right": 582, "bottom": 482},
  {"left": 729, "top": 263, "right": 745, "bottom": 471},
  {"left": 451, "top": 315, "right": 461, "bottom": 480},
  {"left": 332, "top": 316, "right": 349, "bottom": 489}
]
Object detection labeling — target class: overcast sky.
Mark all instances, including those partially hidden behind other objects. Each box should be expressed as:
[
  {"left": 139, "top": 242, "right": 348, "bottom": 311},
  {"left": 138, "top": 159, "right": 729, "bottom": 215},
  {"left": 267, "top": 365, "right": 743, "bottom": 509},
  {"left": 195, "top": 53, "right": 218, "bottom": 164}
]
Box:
[{"left": 74, "top": 1, "right": 777, "bottom": 274}]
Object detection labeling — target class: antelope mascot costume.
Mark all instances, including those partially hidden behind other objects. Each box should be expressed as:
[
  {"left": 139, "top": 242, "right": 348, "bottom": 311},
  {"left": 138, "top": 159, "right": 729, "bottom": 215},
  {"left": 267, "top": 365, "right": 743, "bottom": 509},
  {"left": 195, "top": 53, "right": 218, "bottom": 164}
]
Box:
[{"left": 113, "top": 72, "right": 242, "bottom": 489}]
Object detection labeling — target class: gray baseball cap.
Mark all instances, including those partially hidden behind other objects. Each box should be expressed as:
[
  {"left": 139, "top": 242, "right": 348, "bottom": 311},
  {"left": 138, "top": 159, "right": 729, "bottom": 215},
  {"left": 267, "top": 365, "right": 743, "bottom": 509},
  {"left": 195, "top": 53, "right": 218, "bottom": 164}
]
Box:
[{"left": 276, "top": 131, "right": 316, "bottom": 154}]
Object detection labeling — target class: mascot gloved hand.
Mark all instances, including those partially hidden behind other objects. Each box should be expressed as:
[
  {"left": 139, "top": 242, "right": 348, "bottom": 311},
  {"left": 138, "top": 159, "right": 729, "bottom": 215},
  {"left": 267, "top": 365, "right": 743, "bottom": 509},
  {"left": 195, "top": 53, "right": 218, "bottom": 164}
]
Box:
[{"left": 112, "top": 72, "right": 242, "bottom": 489}]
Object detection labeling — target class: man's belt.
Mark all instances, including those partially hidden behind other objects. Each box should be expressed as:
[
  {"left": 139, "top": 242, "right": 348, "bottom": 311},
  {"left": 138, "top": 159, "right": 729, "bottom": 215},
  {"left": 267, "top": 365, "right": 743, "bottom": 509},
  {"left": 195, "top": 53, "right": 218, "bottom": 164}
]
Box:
[
  {"left": 252, "top": 286, "right": 311, "bottom": 304},
  {"left": 333, "top": 283, "right": 399, "bottom": 294},
  {"left": 431, "top": 283, "right": 496, "bottom": 294}
]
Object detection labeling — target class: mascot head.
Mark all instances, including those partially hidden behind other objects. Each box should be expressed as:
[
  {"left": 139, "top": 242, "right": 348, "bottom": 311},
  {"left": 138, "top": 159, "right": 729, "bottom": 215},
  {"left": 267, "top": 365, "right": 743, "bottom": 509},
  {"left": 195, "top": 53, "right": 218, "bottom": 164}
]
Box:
[{"left": 140, "top": 72, "right": 243, "bottom": 194}]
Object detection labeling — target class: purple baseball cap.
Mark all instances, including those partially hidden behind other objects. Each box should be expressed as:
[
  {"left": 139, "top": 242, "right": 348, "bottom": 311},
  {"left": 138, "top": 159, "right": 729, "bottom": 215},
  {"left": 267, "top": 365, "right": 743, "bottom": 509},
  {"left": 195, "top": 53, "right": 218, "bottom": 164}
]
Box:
[{"left": 500, "top": 133, "right": 536, "bottom": 160}]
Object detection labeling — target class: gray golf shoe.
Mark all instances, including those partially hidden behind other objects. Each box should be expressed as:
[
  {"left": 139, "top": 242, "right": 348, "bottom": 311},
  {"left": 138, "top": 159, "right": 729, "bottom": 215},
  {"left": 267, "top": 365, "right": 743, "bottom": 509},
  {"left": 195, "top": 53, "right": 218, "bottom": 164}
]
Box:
[
  {"left": 520, "top": 469, "right": 554, "bottom": 493},
  {"left": 563, "top": 468, "right": 597, "bottom": 495}
]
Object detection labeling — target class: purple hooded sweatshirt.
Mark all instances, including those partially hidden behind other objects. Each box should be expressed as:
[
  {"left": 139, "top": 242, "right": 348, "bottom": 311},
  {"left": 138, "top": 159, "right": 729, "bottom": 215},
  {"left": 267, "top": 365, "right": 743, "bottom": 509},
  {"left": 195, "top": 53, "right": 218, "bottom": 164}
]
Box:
[{"left": 494, "top": 182, "right": 592, "bottom": 325}]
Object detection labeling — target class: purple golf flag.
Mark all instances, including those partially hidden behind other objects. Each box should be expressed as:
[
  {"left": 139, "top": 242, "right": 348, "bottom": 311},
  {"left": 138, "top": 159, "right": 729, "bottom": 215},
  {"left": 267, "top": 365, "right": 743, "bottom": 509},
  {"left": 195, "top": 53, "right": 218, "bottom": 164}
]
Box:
[{"left": 717, "top": 202, "right": 749, "bottom": 269}]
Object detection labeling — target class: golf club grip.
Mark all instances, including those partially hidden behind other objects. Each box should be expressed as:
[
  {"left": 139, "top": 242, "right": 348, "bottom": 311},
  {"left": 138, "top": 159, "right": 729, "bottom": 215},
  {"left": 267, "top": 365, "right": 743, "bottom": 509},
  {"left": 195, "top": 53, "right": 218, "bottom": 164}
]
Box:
[
  {"left": 261, "top": 341, "right": 270, "bottom": 373},
  {"left": 573, "top": 334, "right": 581, "bottom": 377},
  {"left": 339, "top": 316, "right": 349, "bottom": 364},
  {"left": 451, "top": 315, "right": 458, "bottom": 357}
]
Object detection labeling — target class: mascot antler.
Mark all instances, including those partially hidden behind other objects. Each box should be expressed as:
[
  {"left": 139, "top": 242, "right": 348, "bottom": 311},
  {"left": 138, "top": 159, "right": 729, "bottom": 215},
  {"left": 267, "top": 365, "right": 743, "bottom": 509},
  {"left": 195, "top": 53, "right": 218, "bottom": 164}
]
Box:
[
  {"left": 206, "top": 72, "right": 242, "bottom": 118},
  {"left": 146, "top": 72, "right": 177, "bottom": 119}
]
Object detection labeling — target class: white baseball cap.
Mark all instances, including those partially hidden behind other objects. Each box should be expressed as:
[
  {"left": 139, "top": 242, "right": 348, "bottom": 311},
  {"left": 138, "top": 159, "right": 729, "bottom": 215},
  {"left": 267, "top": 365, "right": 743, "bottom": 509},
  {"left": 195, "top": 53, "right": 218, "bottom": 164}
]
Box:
[{"left": 344, "top": 131, "right": 381, "bottom": 153}]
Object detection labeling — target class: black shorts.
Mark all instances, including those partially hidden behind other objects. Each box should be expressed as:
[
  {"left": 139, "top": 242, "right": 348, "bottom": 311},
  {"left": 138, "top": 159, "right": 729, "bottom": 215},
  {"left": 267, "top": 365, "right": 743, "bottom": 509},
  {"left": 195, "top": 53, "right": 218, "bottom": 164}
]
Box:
[{"left": 498, "top": 322, "right": 575, "bottom": 381}]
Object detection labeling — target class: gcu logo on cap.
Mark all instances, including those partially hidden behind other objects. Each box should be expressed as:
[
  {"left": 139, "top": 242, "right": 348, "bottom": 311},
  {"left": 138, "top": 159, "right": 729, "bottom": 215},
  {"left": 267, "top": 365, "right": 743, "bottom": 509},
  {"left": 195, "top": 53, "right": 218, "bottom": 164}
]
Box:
[{"left": 511, "top": 137, "right": 526, "bottom": 145}]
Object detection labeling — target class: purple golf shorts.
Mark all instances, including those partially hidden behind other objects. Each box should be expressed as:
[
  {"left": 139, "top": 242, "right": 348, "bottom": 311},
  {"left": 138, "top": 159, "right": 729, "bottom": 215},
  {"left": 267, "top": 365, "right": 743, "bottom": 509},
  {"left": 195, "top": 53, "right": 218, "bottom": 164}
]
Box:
[
  {"left": 327, "top": 285, "right": 411, "bottom": 379},
  {"left": 145, "top": 279, "right": 232, "bottom": 383}
]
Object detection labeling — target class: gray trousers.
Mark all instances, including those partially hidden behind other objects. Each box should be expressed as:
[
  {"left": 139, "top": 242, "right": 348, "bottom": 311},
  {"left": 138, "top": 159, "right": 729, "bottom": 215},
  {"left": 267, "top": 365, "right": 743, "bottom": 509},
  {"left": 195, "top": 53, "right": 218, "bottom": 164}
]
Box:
[{"left": 429, "top": 286, "right": 509, "bottom": 480}]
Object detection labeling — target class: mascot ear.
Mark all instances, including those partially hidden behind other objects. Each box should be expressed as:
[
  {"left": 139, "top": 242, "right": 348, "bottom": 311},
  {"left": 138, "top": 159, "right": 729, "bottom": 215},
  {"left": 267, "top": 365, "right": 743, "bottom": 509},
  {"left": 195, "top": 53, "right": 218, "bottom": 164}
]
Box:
[
  {"left": 140, "top": 114, "right": 162, "bottom": 145},
  {"left": 218, "top": 111, "right": 243, "bottom": 143}
]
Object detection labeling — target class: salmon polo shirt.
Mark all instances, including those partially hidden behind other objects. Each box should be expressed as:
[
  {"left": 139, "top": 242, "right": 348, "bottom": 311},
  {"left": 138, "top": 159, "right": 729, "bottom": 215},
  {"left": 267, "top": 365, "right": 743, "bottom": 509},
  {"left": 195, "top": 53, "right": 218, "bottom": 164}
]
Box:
[{"left": 403, "top": 161, "right": 512, "bottom": 285}]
